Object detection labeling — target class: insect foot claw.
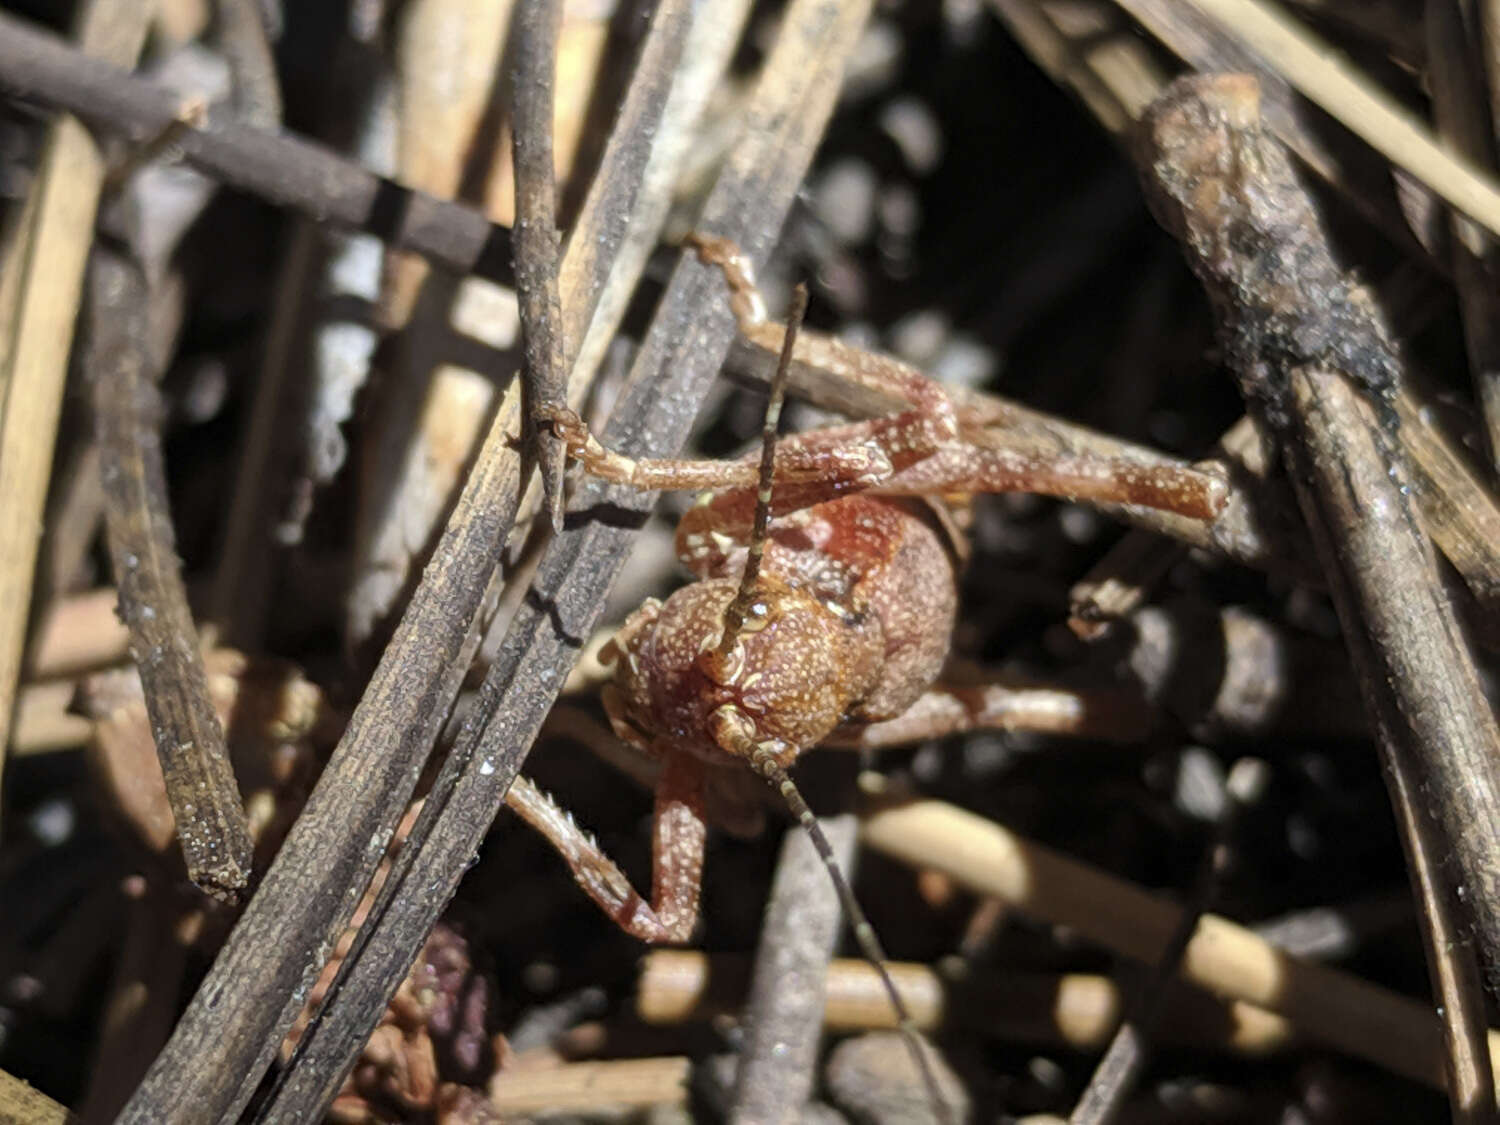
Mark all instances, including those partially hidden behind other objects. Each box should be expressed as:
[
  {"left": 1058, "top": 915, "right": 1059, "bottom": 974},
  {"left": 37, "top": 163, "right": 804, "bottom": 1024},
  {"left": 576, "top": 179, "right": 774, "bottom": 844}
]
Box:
[{"left": 536, "top": 404, "right": 589, "bottom": 449}]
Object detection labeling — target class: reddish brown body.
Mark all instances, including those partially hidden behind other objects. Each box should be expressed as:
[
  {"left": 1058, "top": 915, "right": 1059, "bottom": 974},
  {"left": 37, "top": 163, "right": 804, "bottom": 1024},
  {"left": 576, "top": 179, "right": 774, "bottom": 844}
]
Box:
[
  {"left": 509, "top": 232, "right": 1226, "bottom": 948},
  {"left": 607, "top": 494, "right": 958, "bottom": 771}
]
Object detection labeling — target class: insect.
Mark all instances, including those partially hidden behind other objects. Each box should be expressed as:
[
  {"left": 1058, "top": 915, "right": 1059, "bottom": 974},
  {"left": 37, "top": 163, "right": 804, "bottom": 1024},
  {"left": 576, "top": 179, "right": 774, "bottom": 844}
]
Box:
[{"left": 506, "top": 235, "right": 1228, "bottom": 1114}]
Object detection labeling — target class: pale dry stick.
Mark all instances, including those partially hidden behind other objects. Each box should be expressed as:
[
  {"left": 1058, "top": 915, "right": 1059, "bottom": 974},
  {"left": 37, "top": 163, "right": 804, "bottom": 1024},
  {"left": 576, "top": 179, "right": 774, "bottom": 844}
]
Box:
[
  {"left": 343, "top": 0, "right": 515, "bottom": 648},
  {"left": 213, "top": 0, "right": 281, "bottom": 129},
  {"left": 22, "top": 587, "right": 130, "bottom": 679},
  {"left": 1179, "top": 0, "right": 1500, "bottom": 237},
  {"left": 639, "top": 950, "right": 1300, "bottom": 1054},
  {"left": 1141, "top": 75, "right": 1500, "bottom": 1111},
  {"left": 859, "top": 792, "right": 1498, "bottom": 1090},
  {"left": 10, "top": 681, "right": 93, "bottom": 756},
  {"left": 1427, "top": 0, "right": 1500, "bottom": 471},
  {"left": 733, "top": 815, "right": 859, "bottom": 1123},
  {"left": 489, "top": 1057, "right": 690, "bottom": 1115},
  {"left": 0, "top": 1069, "right": 69, "bottom": 1125},
  {"left": 0, "top": 0, "right": 148, "bottom": 822}
]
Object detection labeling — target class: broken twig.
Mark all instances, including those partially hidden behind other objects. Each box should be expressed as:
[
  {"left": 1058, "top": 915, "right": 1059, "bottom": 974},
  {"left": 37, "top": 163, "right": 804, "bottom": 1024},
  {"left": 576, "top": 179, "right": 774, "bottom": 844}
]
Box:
[{"left": 89, "top": 250, "right": 252, "bottom": 900}]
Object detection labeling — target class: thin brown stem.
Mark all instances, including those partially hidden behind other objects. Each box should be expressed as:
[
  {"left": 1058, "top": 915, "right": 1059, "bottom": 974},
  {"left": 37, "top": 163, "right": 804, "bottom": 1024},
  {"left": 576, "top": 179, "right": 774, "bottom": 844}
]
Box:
[
  {"left": 512, "top": 0, "right": 570, "bottom": 529},
  {"left": 89, "top": 251, "right": 253, "bottom": 901}
]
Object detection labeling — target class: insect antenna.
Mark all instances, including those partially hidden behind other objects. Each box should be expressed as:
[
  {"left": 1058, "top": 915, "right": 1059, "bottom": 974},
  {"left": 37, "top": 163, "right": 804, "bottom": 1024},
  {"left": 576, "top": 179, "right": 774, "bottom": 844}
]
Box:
[
  {"left": 711, "top": 282, "right": 954, "bottom": 1120},
  {"left": 713, "top": 281, "right": 807, "bottom": 659},
  {"left": 749, "top": 751, "right": 956, "bottom": 1125}
]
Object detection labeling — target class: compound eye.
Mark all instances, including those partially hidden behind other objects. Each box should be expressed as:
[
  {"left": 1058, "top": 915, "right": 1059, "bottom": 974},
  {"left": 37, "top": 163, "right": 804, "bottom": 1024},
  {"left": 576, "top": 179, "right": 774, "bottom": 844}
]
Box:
[{"left": 739, "top": 599, "right": 772, "bottom": 633}]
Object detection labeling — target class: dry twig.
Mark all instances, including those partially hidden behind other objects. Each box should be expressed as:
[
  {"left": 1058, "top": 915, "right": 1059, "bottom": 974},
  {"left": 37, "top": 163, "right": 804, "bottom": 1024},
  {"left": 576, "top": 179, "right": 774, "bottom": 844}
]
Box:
[
  {"left": 89, "top": 250, "right": 252, "bottom": 900},
  {"left": 0, "top": 0, "right": 148, "bottom": 823},
  {"left": 241, "top": 0, "right": 862, "bottom": 1118},
  {"left": 511, "top": 0, "right": 570, "bottom": 531},
  {"left": 488, "top": 1056, "right": 690, "bottom": 1115},
  {"left": 732, "top": 815, "right": 857, "bottom": 1123},
  {"left": 637, "top": 950, "right": 1300, "bottom": 1054},
  {"left": 1138, "top": 74, "right": 1500, "bottom": 1114},
  {"left": 859, "top": 791, "right": 1496, "bottom": 1090},
  {"left": 0, "top": 12, "right": 517, "bottom": 286}
]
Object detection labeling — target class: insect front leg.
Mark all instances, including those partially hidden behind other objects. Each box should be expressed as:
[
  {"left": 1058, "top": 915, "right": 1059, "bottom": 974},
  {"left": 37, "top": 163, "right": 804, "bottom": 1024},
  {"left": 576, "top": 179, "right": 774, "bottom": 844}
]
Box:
[
  {"left": 540, "top": 403, "right": 894, "bottom": 494},
  {"left": 504, "top": 750, "right": 707, "bottom": 944}
]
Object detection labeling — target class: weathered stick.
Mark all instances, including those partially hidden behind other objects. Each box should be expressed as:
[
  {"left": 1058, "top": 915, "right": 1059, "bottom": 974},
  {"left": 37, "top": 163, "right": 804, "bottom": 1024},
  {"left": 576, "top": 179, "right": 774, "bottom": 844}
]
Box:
[
  {"left": 89, "top": 251, "right": 252, "bottom": 900},
  {"left": 732, "top": 816, "right": 856, "bottom": 1123},
  {"left": 0, "top": 11, "right": 515, "bottom": 286},
  {"left": 1137, "top": 74, "right": 1500, "bottom": 1113},
  {"left": 510, "top": 0, "right": 569, "bottom": 529}
]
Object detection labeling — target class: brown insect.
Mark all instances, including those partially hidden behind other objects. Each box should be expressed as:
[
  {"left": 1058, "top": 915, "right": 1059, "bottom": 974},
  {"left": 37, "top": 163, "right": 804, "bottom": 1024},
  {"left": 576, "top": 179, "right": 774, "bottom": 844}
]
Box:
[{"left": 507, "top": 235, "right": 1227, "bottom": 1113}]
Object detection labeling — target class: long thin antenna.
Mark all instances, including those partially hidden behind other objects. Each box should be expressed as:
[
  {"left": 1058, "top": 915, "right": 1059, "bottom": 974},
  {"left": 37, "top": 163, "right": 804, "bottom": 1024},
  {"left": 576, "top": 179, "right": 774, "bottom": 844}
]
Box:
[
  {"left": 748, "top": 750, "right": 956, "bottom": 1125},
  {"left": 714, "top": 282, "right": 808, "bottom": 659}
]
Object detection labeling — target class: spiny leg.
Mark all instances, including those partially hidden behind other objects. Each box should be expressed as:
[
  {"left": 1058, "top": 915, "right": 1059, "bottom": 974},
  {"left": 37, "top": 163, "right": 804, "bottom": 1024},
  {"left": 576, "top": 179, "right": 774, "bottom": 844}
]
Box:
[
  {"left": 504, "top": 751, "right": 707, "bottom": 944},
  {"left": 878, "top": 444, "right": 1229, "bottom": 520},
  {"left": 823, "top": 680, "right": 1157, "bottom": 750},
  {"left": 686, "top": 233, "right": 1228, "bottom": 522},
  {"left": 540, "top": 404, "right": 893, "bottom": 493},
  {"left": 687, "top": 232, "right": 959, "bottom": 445}
]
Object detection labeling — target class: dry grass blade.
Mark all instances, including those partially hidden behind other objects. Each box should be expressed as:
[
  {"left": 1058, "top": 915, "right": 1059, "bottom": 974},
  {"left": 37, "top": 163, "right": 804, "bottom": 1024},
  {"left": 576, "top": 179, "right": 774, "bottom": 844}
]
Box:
[
  {"left": 0, "top": 0, "right": 147, "bottom": 828},
  {"left": 88, "top": 251, "right": 252, "bottom": 901},
  {"left": 488, "top": 1056, "right": 690, "bottom": 1114},
  {"left": 638, "top": 950, "right": 1304, "bottom": 1055},
  {"left": 1137, "top": 73, "right": 1500, "bottom": 1116}
]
